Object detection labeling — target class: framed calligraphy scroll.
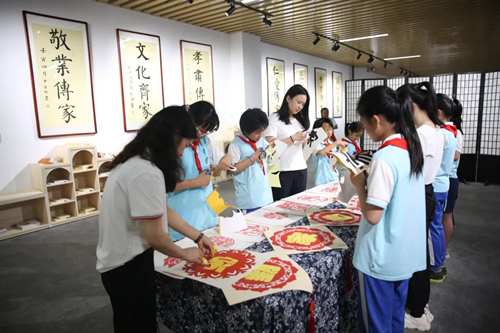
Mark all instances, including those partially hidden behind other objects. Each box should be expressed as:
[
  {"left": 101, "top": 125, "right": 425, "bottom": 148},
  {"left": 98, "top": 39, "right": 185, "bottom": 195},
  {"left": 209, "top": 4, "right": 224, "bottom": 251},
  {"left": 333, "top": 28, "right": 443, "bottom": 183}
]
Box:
[
  {"left": 332, "top": 71, "right": 343, "bottom": 118},
  {"left": 117, "top": 29, "right": 164, "bottom": 132},
  {"left": 23, "top": 11, "right": 96, "bottom": 138},
  {"left": 314, "top": 67, "right": 327, "bottom": 119},
  {"left": 266, "top": 58, "right": 285, "bottom": 115},
  {"left": 180, "top": 40, "right": 215, "bottom": 106},
  {"left": 293, "top": 63, "right": 308, "bottom": 90}
]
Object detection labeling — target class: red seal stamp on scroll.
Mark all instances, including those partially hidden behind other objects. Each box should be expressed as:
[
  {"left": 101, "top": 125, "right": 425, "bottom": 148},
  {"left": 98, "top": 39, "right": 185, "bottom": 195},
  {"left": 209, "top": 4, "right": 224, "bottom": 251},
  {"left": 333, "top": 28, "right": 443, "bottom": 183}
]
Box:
[
  {"left": 269, "top": 227, "right": 335, "bottom": 251},
  {"left": 163, "top": 256, "right": 183, "bottom": 268},
  {"left": 182, "top": 250, "right": 256, "bottom": 279},
  {"left": 232, "top": 257, "right": 298, "bottom": 292},
  {"left": 296, "top": 194, "right": 331, "bottom": 203},
  {"left": 263, "top": 212, "right": 289, "bottom": 220},
  {"left": 276, "top": 201, "right": 314, "bottom": 212},
  {"left": 236, "top": 224, "right": 269, "bottom": 237},
  {"left": 308, "top": 209, "right": 361, "bottom": 226},
  {"left": 209, "top": 235, "right": 235, "bottom": 248}
]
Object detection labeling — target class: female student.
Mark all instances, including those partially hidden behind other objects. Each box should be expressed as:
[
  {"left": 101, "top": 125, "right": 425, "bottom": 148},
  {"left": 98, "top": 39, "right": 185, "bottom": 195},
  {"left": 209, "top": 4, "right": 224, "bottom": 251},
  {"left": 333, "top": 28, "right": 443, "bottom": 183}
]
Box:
[
  {"left": 351, "top": 86, "right": 426, "bottom": 333},
  {"left": 228, "top": 108, "right": 272, "bottom": 213},
  {"left": 96, "top": 107, "right": 215, "bottom": 333},
  {"left": 342, "top": 122, "right": 364, "bottom": 156},
  {"left": 168, "top": 101, "right": 232, "bottom": 241},
  {"left": 429, "top": 95, "right": 458, "bottom": 282},
  {"left": 397, "top": 82, "right": 444, "bottom": 331},
  {"left": 312, "top": 118, "right": 347, "bottom": 186},
  {"left": 437, "top": 94, "right": 463, "bottom": 261},
  {"left": 265, "top": 84, "right": 310, "bottom": 201}
]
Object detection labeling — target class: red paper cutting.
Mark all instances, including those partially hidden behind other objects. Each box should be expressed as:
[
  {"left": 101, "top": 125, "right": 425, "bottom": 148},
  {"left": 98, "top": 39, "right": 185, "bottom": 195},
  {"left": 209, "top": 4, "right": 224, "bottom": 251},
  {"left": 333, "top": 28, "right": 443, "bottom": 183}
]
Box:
[
  {"left": 269, "top": 227, "right": 335, "bottom": 251},
  {"left": 237, "top": 224, "right": 269, "bottom": 237},
  {"left": 276, "top": 201, "right": 314, "bottom": 212},
  {"left": 308, "top": 209, "right": 361, "bottom": 226},
  {"left": 163, "top": 256, "right": 184, "bottom": 268},
  {"left": 296, "top": 194, "right": 331, "bottom": 203},
  {"left": 209, "top": 235, "right": 236, "bottom": 248},
  {"left": 182, "top": 250, "right": 256, "bottom": 279},
  {"left": 263, "top": 212, "right": 289, "bottom": 220}
]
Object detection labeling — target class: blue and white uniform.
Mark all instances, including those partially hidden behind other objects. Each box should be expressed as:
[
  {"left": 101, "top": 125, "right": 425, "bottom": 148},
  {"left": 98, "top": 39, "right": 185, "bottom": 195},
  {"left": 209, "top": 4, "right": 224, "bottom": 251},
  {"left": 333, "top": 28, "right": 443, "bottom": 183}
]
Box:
[
  {"left": 312, "top": 139, "right": 339, "bottom": 186},
  {"left": 354, "top": 134, "right": 426, "bottom": 333},
  {"left": 228, "top": 136, "right": 273, "bottom": 212}
]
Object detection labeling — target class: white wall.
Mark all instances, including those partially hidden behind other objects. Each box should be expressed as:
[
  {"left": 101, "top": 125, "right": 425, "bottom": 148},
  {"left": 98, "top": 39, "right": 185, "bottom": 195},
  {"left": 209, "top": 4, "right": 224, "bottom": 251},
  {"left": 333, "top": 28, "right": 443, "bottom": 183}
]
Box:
[
  {"left": 0, "top": 0, "right": 234, "bottom": 193},
  {"left": 260, "top": 43, "right": 352, "bottom": 140}
]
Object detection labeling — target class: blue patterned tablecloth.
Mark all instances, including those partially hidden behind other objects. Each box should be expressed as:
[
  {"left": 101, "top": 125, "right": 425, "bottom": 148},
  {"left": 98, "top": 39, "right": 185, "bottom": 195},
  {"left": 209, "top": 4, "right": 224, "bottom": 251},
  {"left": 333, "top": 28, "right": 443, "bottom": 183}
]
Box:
[{"left": 156, "top": 202, "right": 359, "bottom": 333}]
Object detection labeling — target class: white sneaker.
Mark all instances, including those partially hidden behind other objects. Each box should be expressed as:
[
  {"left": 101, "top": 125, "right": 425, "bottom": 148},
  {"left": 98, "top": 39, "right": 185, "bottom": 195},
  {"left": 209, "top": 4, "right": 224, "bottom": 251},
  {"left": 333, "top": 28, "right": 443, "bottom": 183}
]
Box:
[
  {"left": 405, "top": 312, "right": 431, "bottom": 331},
  {"left": 425, "top": 304, "right": 434, "bottom": 323}
]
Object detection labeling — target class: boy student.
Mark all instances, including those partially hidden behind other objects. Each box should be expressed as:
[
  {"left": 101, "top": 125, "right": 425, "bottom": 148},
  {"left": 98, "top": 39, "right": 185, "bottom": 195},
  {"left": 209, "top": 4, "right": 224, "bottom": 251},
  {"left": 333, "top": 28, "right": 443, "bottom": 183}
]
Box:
[
  {"left": 320, "top": 107, "right": 339, "bottom": 140},
  {"left": 228, "top": 108, "right": 273, "bottom": 214}
]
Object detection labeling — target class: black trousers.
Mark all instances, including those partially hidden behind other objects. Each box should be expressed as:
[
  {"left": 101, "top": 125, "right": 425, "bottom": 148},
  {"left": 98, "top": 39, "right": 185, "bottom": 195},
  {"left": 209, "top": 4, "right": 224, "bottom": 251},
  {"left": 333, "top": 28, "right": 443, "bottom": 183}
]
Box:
[
  {"left": 406, "top": 184, "right": 436, "bottom": 317},
  {"left": 272, "top": 169, "right": 307, "bottom": 201},
  {"left": 101, "top": 248, "right": 157, "bottom": 333}
]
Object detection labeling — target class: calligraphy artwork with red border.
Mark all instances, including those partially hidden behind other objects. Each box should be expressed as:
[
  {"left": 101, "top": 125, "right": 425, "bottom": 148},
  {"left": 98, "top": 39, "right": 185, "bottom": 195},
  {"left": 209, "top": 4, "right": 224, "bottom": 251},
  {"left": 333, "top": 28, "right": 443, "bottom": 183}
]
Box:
[
  {"left": 264, "top": 225, "right": 348, "bottom": 254},
  {"left": 308, "top": 209, "right": 361, "bottom": 227}
]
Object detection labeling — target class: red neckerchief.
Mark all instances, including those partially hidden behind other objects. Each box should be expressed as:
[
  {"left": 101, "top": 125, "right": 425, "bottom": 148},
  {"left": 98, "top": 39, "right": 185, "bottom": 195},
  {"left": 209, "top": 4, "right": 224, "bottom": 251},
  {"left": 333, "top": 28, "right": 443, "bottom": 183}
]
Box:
[
  {"left": 441, "top": 124, "right": 458, "bottom": 138},
  {"left": 342, "top": 137, "right": 361, "bottom": 154},
  {"left": 239, "top": 136, "right": 266, "bottom": 175},
  {"left": 190, "top": 139, "right": 203, "bottom": 173},
  {"left": 378, "top": 138, "right": 408, "bottom": 151}
]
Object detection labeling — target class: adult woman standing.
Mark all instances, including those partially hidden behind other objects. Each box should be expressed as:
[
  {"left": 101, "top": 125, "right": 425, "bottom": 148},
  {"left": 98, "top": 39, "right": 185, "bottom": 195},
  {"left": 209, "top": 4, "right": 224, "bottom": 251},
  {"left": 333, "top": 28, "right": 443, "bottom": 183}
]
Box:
[
  {"left": 265, "top": 84, "right": 310, "bottom": 200},
  {"left": 96, "top": 107, "right": 215, "bottom": 333}
]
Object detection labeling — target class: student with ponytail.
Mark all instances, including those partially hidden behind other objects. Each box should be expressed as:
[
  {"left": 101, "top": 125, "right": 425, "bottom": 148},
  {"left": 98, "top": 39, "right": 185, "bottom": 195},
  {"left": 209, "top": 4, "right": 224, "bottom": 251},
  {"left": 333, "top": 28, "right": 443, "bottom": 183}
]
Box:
[
  {"left": 351, "top": 86, "right": 425, "bottom": 333},
  {"left": 342, "top": 122, "right": 364, "bottom": 156},
  {"left": 437, "top": 94, "right": 463, "bottom": 263},
  {"left": 397, "top": 82, "right": 445, "bottom": 331}
]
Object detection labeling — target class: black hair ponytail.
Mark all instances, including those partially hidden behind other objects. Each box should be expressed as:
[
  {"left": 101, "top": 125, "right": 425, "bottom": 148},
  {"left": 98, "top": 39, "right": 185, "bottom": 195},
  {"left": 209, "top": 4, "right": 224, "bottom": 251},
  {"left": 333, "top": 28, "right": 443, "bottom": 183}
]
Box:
[
  {"left": 344, "top": 122, "right": 364, "bottom": 138},
  {"left": 357, "top": 86, "right": 423, "bottom": 176},
  {"left": 452, "top": 98, "right": 463, "bottom": 134},
  {"left": 344, "top": 122, "right": 351, "bottom": 137},
  {"left": 396, "top": 82, "right": 442, "bottom": 126}
]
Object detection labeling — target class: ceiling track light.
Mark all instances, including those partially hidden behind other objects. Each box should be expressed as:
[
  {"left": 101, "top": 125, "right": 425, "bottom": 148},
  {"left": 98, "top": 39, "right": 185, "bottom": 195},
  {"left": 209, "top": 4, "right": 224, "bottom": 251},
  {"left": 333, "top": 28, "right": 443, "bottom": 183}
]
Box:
[
  {"left": 225, "top": 3, "right": 236, "bottom": 16},
  {"left": 357, "top": 52, "right": 362, "bottom": 60},
  {"left": 384, "top": 61, "right": 387, "bottom": 69},
  {"left": 313, "top": 34, "right": 320, "bottom": 45},
  {"left": 331, "top": 41, "right": 340, "bottom": 52},
  {"left": 400, "top": 68, "right": 404, "bottom": 75},
  {"left": 262, "top": 15, "right": 272, "bottom": 26},
  {"left": 367, "top": 55, "right": 374, "bottom": 63},
  {"left": 186, "top": 0, "right": 194, "bottom": 3}
]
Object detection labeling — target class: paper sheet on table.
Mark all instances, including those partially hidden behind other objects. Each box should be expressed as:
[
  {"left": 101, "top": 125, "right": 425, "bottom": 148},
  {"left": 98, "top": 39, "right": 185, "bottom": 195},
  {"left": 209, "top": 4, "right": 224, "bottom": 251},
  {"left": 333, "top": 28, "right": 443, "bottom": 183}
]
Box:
[
  {"left": 306, "top": 181, "right": 341, "bottom": 197},
  {"left": 262, "top": 200, "right": 319, "bottom": 217},
  {"left": 223, "top": 252, "right": 313, "bottom": 306},
  {"left": 264, "top": 225, "right": 348, "bottom": 255},
  {"left": 268, "top": 164, "right": 281, "bottom": 188},
  {"left": 282, "top": 193, "right": 337, "bottom": 208},
  {"left": 219, "top": 207, "right": 248, "bottom": 235},
  {"left": 245, "top": 208, "right": 303, "bottom": 227},
  {"left": 338, "top": 169, "right": 357, "bottom": 203},
  {"left": 307, "top": 208, "right": 361, "bottom": 227},
  {"left": 222, "top": 222, "right": 277, "bottom": 243},
  {"left": 303, "top": 127, "right": 328, "bottom": 161}
]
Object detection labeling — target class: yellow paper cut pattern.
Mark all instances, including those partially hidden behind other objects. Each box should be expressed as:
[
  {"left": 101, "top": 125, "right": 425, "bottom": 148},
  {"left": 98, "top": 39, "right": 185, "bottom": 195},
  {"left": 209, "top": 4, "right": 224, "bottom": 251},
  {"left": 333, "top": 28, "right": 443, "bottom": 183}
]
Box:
[
  {"left": 325, "top": 214, "right": 352, "bottom": 222},
  {"left": 206, "top": 190, "right": 232, "bottom": 215},
  {"left": 286, "top": 232, "right": 318, "bottom": 245},
  {"left": 204, "top": 256, "right": 239, "bottom": 273},
  {"left": 244, "top": 264, "right": 282, "bottom": 283},
  {"left": 268, "top": 164, "right": 281, "bottom": 188}
]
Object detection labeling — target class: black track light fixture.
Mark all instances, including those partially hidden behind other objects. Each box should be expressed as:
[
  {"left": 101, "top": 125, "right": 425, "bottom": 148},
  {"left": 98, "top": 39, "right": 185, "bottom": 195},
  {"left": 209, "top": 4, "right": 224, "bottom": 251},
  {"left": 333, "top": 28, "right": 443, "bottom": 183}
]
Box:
[
  {"left": 400, "top": 68, "right": 404, "bottom": 75},
  {"left": 262, "top": 15, "right": 272, "bottom": 26},
  {"left": 384, "top": 61, "right": 387, "bottom": 68},
  {"left": 313, "top": 34, "right": 320, "bottom": 45},
  {"left": 357, "top": 52, "right": 362, "bottom": 60},
  {"left": 367, "top": 55, "right": 374, "bottom": 63},
  {"left": 331, "top": 41, "right": 340, "bottom": 52},
  {"left": 186, "top": 0, "right": 194, "bottom": 3},
  {"left": 225, "top": 3, "right": 236, "bottom": 16}
]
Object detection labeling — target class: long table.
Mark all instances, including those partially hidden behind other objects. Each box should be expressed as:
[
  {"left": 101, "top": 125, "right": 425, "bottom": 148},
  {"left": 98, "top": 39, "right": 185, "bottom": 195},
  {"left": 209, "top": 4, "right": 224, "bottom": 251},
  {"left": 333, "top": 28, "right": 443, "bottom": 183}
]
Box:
[{"left": 156, "top": 201, "right": 359, "bottom": 333}]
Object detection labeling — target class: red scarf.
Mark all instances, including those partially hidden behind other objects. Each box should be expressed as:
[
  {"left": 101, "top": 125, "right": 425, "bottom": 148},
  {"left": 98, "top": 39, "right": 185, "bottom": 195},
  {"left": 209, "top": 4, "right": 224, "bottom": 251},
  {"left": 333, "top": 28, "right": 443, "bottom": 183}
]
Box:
[
  {"left": 378, "top": 138, "right": 408, "bottom": 151},
  {"left": 441, "top": 124, "right": 458, "bottom": 138},
  {"left": 342, "top": 138, "right": 361, "bottom": 154},
  {"left": 239, "top": 136, "right": 265, "bottom": 175},
  {"left": 190, "top": 139, "right": 203, "bottom": 173}
]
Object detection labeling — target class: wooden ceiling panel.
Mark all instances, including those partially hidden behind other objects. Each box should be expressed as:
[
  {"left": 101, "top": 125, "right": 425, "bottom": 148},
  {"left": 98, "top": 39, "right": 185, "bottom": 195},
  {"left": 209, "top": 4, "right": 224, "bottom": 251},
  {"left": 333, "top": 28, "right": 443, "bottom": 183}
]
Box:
[{"left": 97, "top": 0, "right": 500, "bottom": 76}]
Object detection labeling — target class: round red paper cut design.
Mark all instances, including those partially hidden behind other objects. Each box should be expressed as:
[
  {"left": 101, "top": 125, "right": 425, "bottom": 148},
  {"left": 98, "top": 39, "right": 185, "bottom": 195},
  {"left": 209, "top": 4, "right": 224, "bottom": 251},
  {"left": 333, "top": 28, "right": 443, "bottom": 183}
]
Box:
[
  {"left": 209, "top": 235, "right": 235, "bottom": 248},
  {"left": 296, "top": 195, "right": 331, "bottom": 203},
  {"left": 308, "top": 209, "right": 361, "bottom": 226},
  {"left": 276, "top": 201, "right": 313, "bottom": 212},
  {"left": 236, "top": 224, "right": 269, "bottom": 237},
  {"left": 163, "top": 256, "right": 183, "bottom": 268},
  {"left": 263, "top": 212, "right": 289, "bottom": 220},
  {"left": 269, "top": 227, "right": 335, "bottom": 251},
  {"left": 232, "top": 257, "right": 298, "bottom": 292},
  {"left": 182, "top": 250, "right": 256, "bottom": 279},
  {"left": 321, "top": 184, "right": 340, "bottom": 193}
]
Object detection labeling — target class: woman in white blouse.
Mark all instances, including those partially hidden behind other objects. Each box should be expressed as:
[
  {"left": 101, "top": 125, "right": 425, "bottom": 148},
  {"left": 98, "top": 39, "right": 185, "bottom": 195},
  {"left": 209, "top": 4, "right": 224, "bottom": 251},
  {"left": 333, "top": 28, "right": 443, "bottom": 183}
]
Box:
[{"left": 265, "top": 84, "right": 311, "bottom": 200}]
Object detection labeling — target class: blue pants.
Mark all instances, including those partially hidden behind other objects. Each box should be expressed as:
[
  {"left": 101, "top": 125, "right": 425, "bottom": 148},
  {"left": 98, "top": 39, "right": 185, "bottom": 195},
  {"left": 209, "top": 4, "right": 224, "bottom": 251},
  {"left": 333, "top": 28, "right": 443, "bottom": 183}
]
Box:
[
  {"left": 357, "top": 271, "right": 409, "bottom": 333},
  {"left": 429, "top": 191, "right": 448, "bottom": 270}
]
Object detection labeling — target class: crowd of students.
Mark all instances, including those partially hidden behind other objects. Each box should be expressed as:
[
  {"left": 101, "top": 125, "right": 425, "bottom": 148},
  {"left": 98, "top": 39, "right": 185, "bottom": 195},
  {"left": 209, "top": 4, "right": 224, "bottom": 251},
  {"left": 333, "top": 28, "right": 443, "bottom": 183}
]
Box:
[{"left": 95, "top": 81, "right": 463, "bottom": 333}]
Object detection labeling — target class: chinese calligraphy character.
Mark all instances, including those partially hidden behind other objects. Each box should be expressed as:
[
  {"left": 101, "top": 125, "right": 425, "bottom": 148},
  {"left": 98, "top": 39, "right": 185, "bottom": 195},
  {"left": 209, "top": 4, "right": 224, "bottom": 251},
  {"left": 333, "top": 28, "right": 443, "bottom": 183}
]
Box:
[
  {"left": 139, "top": 83, "right": 150, "bottom": 100},
  {"left": 193, "top": 51, "right": 202, "bottom": 65},
  {"left": 307, "top": 129, "right": 319, "bottom": 148},
  {"left": 204, "top": 257, "right": 238, "bottom": 273},
  {"left": 40, "top": 48, "right": 46, "bottom": 53},
  {"left": 54, "top": 79, "right": 74, "bottom": 101},
  {"left": 52, "top": 54, "right": 72, "bottom": 76},
  {"left": 140, "top": 102, "right": 152, "bottom": 119},
  {"left": 286, "top": 232, "right": 317, "bottom": 245},
  {"left": 244, "top": 264, "right": 281, "bottom": 282},
  {"left": 194, "top": 69, "right": 203, "bottom": 82},
  {"left": 136, "top": 65, "right": 150, "bottom": 79},
  {"left": 136, "top": 43, "right": 150, "bottom": 60},
  {"left": 49, "top": 29, "right": 70, "bottom": 51},
  {"left": 59, "top": 104, "right": 76, "bottom": 123},
  {"left": 272, "top": 66, "right": 279, "bottom": 75},
  {"left": 196, "top": 87, "right": 204, "bottom": 100}
]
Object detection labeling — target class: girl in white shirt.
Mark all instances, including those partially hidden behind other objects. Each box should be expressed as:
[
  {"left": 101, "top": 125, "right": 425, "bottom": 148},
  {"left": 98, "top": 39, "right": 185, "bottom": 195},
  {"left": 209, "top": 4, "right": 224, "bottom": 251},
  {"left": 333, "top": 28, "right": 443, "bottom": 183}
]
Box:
[
  {"left": 96, "top": 107, "right": 215, "bottom": 333},
  {"left": 264, "top": 84, "right": 311, "bottom": 200}
]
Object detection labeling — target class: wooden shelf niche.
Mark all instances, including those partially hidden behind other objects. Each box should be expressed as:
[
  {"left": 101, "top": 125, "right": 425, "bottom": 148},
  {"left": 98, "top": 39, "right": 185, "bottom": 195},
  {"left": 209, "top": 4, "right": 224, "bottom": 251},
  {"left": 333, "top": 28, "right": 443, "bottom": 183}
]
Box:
[{"left": 98, "top": 159, "right": 112, "bottom": 197}]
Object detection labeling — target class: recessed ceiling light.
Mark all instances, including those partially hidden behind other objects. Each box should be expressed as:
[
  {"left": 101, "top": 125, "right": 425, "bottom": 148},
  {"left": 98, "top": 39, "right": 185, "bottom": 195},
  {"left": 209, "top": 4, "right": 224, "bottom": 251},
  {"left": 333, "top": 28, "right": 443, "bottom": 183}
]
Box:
[
  {"left": 384, "top": 55, "right": 421, "bottom": 61},
  {"left": 339, "top": 33, "right": 388, "bottom": 42}
]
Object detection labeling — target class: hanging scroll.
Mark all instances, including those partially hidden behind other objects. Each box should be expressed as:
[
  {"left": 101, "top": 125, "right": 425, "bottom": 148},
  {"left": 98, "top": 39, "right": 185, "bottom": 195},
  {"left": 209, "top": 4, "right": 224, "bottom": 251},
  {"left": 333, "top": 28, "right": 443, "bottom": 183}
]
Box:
[
  {"left": 315, "top": 68, "right": 327, "bottom": 118},
  {"left": 180, "top": 40, "right": 215, "bottom": 105},
  {"left": 266, "top": 57, "right": 285, "bottom": 115},
  {"left": 293, "top": 63, "right": 308, "bottom": 89},
  {"left": 332, "top": 71, "right": 342, "bottom": 118}
]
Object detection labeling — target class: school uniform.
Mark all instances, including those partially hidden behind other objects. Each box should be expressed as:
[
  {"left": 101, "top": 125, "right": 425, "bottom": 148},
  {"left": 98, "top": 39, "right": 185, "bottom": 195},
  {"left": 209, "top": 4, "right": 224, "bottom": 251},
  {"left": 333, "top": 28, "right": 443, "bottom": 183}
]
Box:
[
  {"left": 167, "top": 136, "right": 224, "bottom": 241},
  {"left": 312, "top": 139, "right": 339, "bottom": 186},
  {"left": 264, "top": 113, "right": 307, "bottom": 201},
  {"left": 97, "top": 156, "right": 168, "bottom": 332},
  {"left": 353, "top": 134, "right": 426, "bottom": 333},
  {"left": 406, "top": 124, "right": 445, "bottom": 318},
  {"left": 430, "top": 122, "right": 458, "bottom": 271},
  {"left": 342, "top": 137, "right": 361, "bottom": 156},
  {"left": 445, "top": 131, "right": 463, "bottom": 214},
  {"left": 228, "top": 136, "right": 273, "bottom": 212}
]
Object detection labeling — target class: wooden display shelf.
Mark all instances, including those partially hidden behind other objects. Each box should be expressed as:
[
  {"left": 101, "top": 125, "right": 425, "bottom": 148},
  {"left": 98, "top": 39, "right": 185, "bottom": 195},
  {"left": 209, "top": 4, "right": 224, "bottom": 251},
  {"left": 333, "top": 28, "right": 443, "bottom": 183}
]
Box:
[
  {"left": 50, "top": 216, "right": 80, "bottom": 227},
  {"left": 0, "top": 191, "right": 45, "bottom": 206},
  {"left": 77, "top": 211, "right": 99, "bottom": 218},
  {"left": 76, "top": 190, "right": 99, "bottom": 197},
  {"left": 48, "top": 199, "right": 75, "bottom": 207},
  {"left": 73, "top": 168, "right": 96, "bottom": 174},
  {"left": 47, "top": 181, "right": 73, "bottom": 188},
  {"left": 0, "top": 224, "right": 48, "bottom": 241},
  {"left": 99, "top": 173, "right": 110, "bottom": 179}
]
